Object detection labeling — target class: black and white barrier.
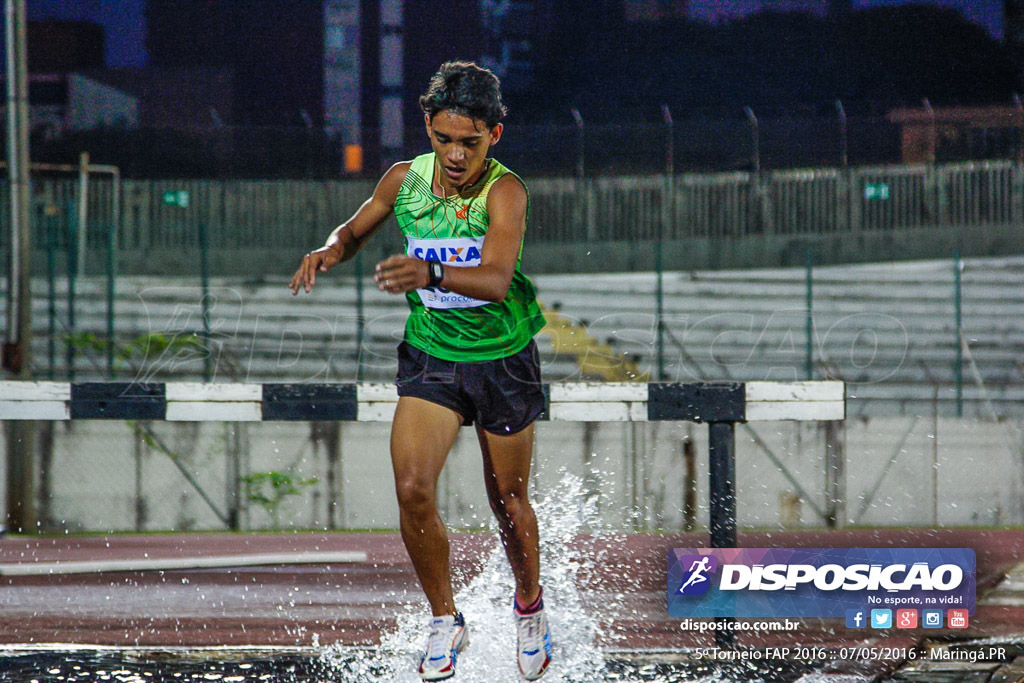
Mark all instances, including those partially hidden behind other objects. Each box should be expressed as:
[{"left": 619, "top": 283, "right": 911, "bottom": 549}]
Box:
[
  {"left": 0, "top": 380, "right": 844, "bottom": 543},
  {"left": 2, "top": 379, "right": 843, "bottom": 648},
  {"left": 0, "top": 379, "right": 843, "bottom": 553},
  {"left": 0, "top": 381, "right": 843, "bottom": 424}
]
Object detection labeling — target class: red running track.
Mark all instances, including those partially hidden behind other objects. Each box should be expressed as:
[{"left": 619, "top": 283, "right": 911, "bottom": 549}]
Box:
[{"left": 0, "top": 529, "right": 1021, "bottom": 652}]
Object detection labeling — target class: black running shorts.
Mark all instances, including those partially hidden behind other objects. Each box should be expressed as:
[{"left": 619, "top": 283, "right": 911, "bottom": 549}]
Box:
[{"left": 395, "top": 340, "right": 546, "bottom": 435}]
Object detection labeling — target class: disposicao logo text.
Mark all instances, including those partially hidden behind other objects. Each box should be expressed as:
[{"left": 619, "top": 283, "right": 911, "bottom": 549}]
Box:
[{"left": 667, "top": 548, "right": 975, "bottom": 619}]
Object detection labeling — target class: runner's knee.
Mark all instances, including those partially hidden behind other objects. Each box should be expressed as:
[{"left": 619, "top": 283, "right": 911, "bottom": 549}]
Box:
[
  {"left": 395, "top": 477, "right": 436, "bottom": 514},
  {"left": 489, "top": 489, "right": 531, "bottom": 524}
]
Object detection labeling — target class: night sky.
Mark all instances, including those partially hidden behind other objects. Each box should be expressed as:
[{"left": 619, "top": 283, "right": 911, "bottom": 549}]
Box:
[
  {"left": 691, "top": 0, "right": 1004, "bottom": 37},
  {"left": 28, "top": 0, "right": 147, "bottom": 67},
  {"left": 27, "top": 0, "right": 1005, "bottom": 69}
]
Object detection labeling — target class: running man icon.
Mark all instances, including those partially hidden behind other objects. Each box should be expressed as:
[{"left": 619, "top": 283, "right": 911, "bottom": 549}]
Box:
[{"left": 678, "top": 557, "right": 713, "bottom": 594}]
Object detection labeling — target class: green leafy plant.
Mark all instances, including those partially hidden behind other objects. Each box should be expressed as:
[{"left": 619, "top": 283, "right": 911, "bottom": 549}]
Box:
[
  {"left": 240, "top": 471, "right": 319, "bottom": 529},
  {"left": 65, "top": 331, "right": 209, "bottom": 373}
]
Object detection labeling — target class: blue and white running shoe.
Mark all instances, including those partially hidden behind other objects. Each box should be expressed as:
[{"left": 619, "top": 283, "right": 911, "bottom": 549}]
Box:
[
  {"left": 418, "top": 612, "right": 469, "bottom": 681},
  {"left": 514, "top": 596, "right": 552, "bottom": 680}
]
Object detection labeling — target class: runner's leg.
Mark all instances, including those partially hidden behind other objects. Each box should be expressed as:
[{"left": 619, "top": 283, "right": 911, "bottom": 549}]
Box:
[
  {"left": 391, "top": 396, "right": 464, "bottom": 616},
  {"left": 477, "top": 423, "right": 541, "bottom": 606}
]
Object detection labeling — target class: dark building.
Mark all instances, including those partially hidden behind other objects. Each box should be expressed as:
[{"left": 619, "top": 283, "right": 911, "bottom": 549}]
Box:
[
  {"left": 828, "top": 0, "right": 852, "bottom": 20},
  {"left": 75, "top": 67, "right": 235, "bottom": 129},
  {"left": 145, "top": 0, "right": 617, "bottom": 172},
  {"left": 1, "top": 21, "right": 106, "bottom": 134},
  {"left": 625, "top": 0, "right": 688, "bottom": 22},
  {"left": 325, "top": 0, "right": 563, "bottom": 172},
  {"left": 146, "top": 0, "right": 324, "bottom": 127},
  {"left": 403, "top": 0, "right": 486, "bottom": 120},
  {"left": 1007, "top": 0, "right": 1024, "bottom": 85},
  {"left": 889, "top": 104, "right": 1024, "bottom": 163},
  {"left": 28, "top": 20, "right": 105, "bottom": 73}
]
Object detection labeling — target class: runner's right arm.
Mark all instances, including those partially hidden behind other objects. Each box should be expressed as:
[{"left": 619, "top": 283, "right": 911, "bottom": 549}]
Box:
[{"left": 289, "top": 161, "right": 410, "bottom": 295}]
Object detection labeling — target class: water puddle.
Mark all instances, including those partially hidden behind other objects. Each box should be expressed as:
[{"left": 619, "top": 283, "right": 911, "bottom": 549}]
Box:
[
  {"left": 0, "top": 475, "right": 876, "bottom": 682},
  {"left": 0, "top": 647, "right": 864, "bottom": 683}
]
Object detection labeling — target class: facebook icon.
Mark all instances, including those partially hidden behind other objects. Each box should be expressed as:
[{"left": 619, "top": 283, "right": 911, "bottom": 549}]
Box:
[{"left": 845, "top": 609, "right": 866, "bottom": 629}]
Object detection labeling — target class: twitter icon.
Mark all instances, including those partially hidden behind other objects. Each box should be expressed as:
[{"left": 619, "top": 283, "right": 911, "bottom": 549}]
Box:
[{"left": 870, "top": 609, "right": 893, "bottom": 629}]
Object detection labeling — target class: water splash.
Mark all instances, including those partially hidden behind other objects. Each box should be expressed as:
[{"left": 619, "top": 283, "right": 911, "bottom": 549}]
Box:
[
  {"left": 320, "top": 471, "right": 608, "bottom": 682},
  {"left": 315, "top": 472, "right": 865, "bottom": 683}
]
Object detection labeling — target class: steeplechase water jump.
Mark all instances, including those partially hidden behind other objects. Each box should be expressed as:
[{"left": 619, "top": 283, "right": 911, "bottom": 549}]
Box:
[{"left": 5, "top": 8, "right": 1024, "bottom": 682}]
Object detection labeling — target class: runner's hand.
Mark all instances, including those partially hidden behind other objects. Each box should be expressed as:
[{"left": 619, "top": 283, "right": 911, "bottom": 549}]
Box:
[
  {"left": 290, "top": 246, "right": 340, "bottom": 295},
  {"left": 374, "top": 255, "right": 429, "bottom": 294}
]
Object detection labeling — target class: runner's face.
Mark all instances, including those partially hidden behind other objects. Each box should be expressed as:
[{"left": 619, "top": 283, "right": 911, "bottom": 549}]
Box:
[{"left": 425, "top": 110, "right": 502, "bottom": 190}]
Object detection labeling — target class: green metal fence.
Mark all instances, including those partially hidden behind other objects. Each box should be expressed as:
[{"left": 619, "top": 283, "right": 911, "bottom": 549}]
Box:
[{"left": 1, "top": 159, "right": 1021, "bottom": 265}]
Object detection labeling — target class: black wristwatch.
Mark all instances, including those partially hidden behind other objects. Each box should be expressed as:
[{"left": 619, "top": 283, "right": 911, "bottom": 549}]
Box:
[{"left": 427, "top": 260, "right": 445, "bottom": 288}]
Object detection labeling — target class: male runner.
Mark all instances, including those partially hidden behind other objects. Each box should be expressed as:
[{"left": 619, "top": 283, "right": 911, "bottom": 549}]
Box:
[{"left": 290, "top": 61, "right": 552, "bottom": 681}]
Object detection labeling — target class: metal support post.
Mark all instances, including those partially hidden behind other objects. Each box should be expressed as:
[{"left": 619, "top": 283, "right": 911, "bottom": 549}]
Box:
[
  {"left": 319, "top": 421, "right": 342, "bottom": 529},
  {"left": 805, "top": 247, "right": 814, "bottom": 380},
  {"left": 744, "top": 106, "right": 759, "bottom": 175},
  {"left": 355, "top": 250, "right": 365, "bottom": 381},
  {"left": 823, "top": 420, "right": 845, "bottom": 528},
  {"left": 836, "top": 99, "right": 848, "bottom": 169},
  {"left": 199, "top": 222, "right": 211, "bottom": 382},
  {"left": 923, "top": 98, "right": 936, "bottom": 165},
  {"left": 46, "top": 208, "right": 56, "bottom": 379},
  {"left": 134, "top": 424, "right": 146, "bottom": 531},
  {"left": 76, "top": 152, "right": 90, "bottom": 277},
  {"left": 66, "top": 204, "right": 78, "bottom": 381},
  {"left": 583, "top": 422, "right": 599, "bottom": 506},
  {"left": 106, "top": 223, "right": 116, "bottom": 377},
  {"left": 709, "top": 421, "right": 737, "bottom": 547},
  {"left": 709, "top": 420, "right": 737, "bottom": 649},
  {"left": 682, "top": 436, "right": 696, "bottom": 532},
  {"left": 225, "top": 423, "right": 246, "bottom": 531},
  {"left": 953, "top": 251, "right": 963, "bottom": 417},
  {"left": 571, "top": 109, "right": 592, "bottom": 241}
]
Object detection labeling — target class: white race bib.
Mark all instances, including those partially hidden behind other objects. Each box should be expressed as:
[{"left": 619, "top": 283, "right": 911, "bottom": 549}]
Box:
[{"left": 407, "top": 236, "right": 490, "bottom": 309}]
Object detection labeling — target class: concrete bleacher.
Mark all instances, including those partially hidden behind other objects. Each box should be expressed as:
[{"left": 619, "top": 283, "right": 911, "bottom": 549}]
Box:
[
  {"left": 11, "top": 255, "right": 1024, "bottom": 417},
  {"left": 535, "top": 257, "right": 1024, "bottom": 417}
]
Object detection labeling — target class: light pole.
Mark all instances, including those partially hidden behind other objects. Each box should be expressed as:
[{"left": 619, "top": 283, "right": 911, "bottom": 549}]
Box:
[
  {"left": 4, "top": 0, "right": 37, "bottom": 533},
  {"left": 4, "top": 0, "right": 30, "bottom": 375},
  {"left": 743, "top": 106, "right": 759, "bottom": 174},
  {"left": 922, "top": 97, "right": 936, "bottom": 164},
  {"left": 571, "top": 107, "right": 584, "bottom": 180},
  {"left": 835, "top": 99, "right": 847, "bottom": 168},
  {"left": 1013, "top": 94, "right": 1023, "bottom": 164},
  {"left": 571, "top": 108, "right": 589, "bottom": 240},
  {"left": 658, "top": 104, "right": 673, "bottom": 381}
]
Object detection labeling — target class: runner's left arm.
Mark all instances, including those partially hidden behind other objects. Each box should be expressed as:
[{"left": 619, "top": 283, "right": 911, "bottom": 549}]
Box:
[{"left": 373, "top": 174, "right": 527, "bottom": 302}]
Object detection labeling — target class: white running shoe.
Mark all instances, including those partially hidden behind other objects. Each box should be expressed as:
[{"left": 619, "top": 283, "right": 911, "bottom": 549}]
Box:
[
  {"left": 418, "top": 612, "right": 469, "bottom": 681},
  {"left": 515, "top": 597, "right": 552, "bottom": 680}
]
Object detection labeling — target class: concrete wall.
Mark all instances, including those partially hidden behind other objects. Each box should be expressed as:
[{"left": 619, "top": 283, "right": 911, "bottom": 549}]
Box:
[{"left": 3, "top": 416, "right": 1019, "bottom": 533}]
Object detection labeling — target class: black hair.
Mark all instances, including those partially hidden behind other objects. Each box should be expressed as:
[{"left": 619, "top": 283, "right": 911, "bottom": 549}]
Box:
[{"left": 419, "top": 61, "right": 508, "bottom": 129}]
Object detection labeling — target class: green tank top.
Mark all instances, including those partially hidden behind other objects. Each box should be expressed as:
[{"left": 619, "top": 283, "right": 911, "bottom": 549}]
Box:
[{"left": 393, "top": 153, "right": 546, "bottom": 361}]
